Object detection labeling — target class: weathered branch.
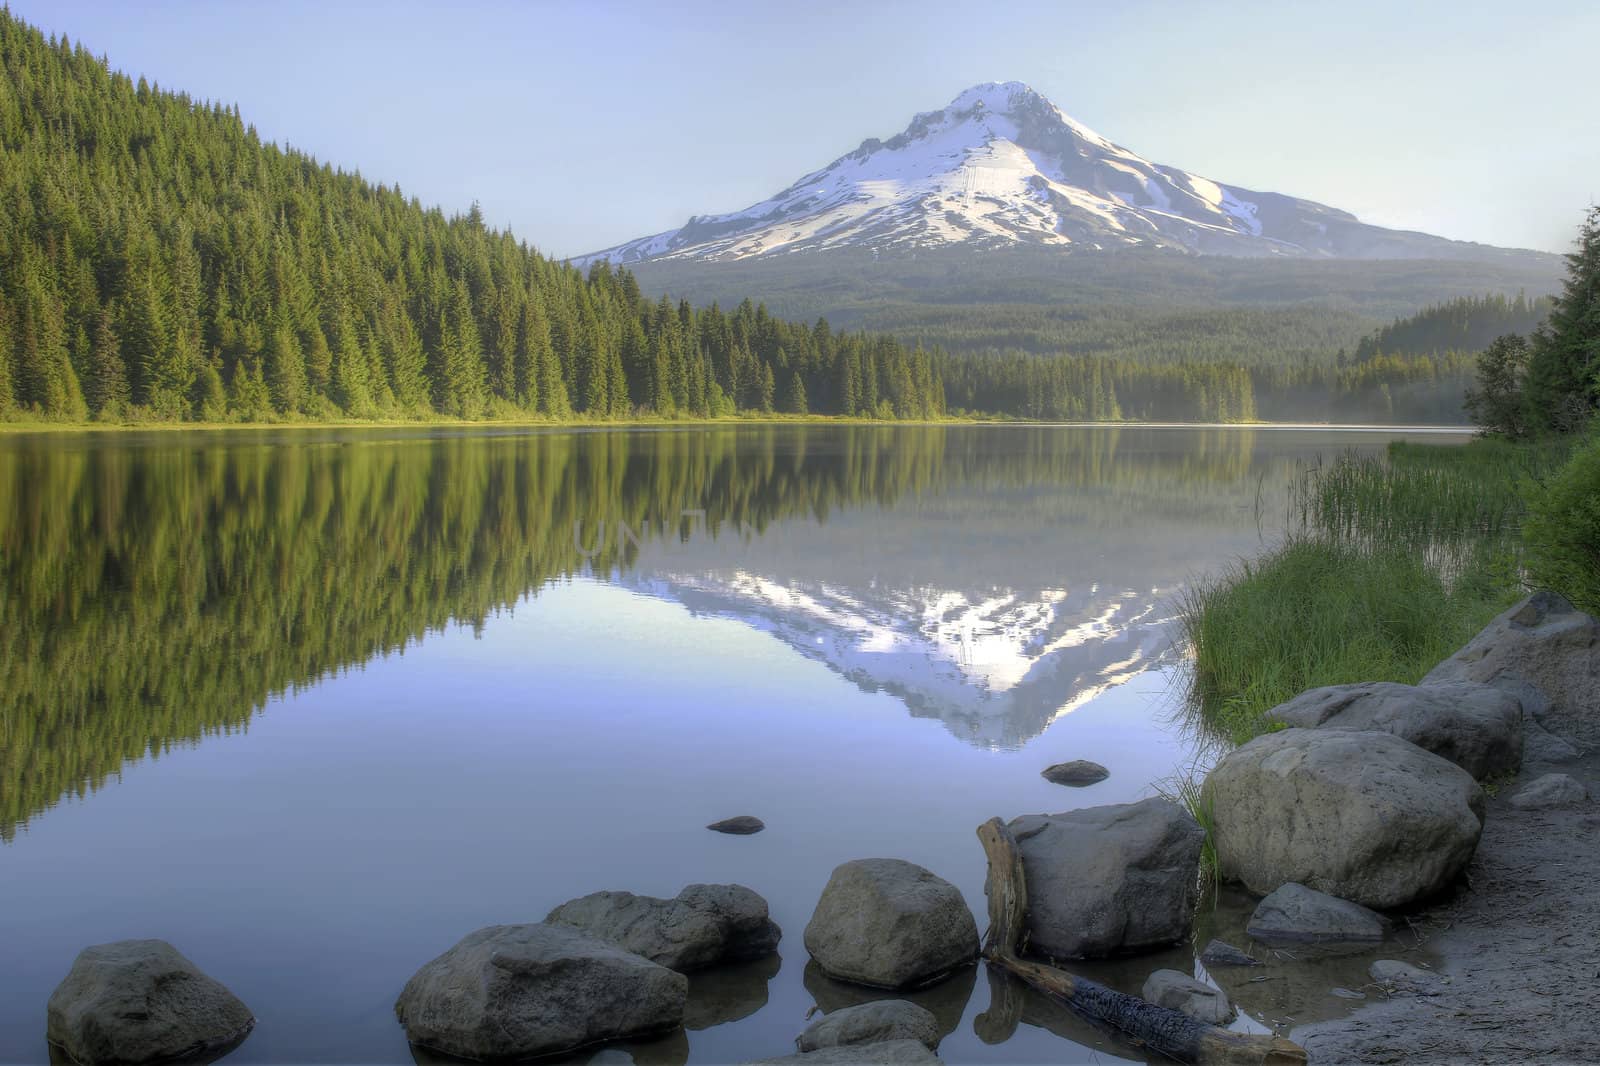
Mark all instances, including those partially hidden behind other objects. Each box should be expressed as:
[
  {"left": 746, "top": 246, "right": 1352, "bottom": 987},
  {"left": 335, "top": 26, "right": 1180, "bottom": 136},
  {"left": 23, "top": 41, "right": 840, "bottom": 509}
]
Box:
[{"left": 976, "top": 817, "right": 1307, "bottom": 1066}]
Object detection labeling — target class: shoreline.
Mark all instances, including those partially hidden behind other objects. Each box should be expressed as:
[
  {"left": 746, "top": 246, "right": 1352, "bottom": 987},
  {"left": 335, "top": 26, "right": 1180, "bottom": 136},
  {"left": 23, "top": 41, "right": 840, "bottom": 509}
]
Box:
[{"left": 0, "top": 416, "right": 1475, "bottom": 437}]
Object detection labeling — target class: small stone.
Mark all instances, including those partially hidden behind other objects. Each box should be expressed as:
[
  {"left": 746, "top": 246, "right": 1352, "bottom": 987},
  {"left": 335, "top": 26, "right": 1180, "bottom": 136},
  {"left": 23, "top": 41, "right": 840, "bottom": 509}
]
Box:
[
  {"left": 1509, "top": 772, "right": 1589, "bottom": 810},
  {"left": 1369, "top": 959, "right": 1448, "bottom": 996},
  {"left": 1330, "top": 987, "right": 1367, "bottom": 1000},
  {"left": 797, "top": 1000, "right": 941, "bottom": 1052},
  {"left": 1040, "top": 760, "right": 1110, "bottom": 786},
  {"left": 1141, "top": 969, "right": 1236, "bottom": 1024},
  {"left": 1246, "top": 883, "right": 1387, "bottom": 944},
  {"left": 1198, "top": 938, "right": 1261, "bottom": 967},
  {"left": 709, "top": 815, "right": 766, "bottom": 835},
  {"left": 744, "top": 1039, "right": 942, "bottom": 1065}
]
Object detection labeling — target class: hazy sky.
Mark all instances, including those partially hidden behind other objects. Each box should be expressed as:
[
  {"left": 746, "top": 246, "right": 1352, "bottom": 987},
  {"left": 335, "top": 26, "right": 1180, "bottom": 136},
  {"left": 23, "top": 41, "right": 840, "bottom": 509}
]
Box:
[{"left": 12, "top": 0, "right": 1597, "bottom": 258}]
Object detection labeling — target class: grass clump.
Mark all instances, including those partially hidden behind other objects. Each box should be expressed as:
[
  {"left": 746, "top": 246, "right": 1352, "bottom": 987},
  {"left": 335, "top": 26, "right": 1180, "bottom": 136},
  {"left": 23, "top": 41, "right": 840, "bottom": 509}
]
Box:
[{"left": 1181, "top": 537, "right": 1520, "bottom": 745}]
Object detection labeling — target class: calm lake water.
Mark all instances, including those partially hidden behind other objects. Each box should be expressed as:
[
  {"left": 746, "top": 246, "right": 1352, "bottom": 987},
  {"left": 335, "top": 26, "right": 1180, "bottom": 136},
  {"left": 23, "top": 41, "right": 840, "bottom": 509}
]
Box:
[{"left": 0, "top": 424, "right": 1467, "bottom": 1065}]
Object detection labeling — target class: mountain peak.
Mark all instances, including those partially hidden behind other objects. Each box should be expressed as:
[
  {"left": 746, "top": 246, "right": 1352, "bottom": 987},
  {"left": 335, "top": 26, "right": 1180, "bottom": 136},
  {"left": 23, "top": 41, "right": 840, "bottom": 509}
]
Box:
[{"left": 576, "top": 84, "right": 1490, "bottom": 266}]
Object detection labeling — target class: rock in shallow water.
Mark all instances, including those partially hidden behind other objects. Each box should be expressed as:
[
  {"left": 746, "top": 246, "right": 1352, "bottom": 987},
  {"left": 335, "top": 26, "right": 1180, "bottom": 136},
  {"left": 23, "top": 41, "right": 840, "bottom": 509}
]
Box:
[
  {"left": 708, "top": 815, "right": 766, "bottom": 835},
  {"left": 1206, "top": 728, "right": 1484, "bottom": 909},
  {"left": 1007, "top": 797, "right": 1203, "bottom": 959},
  {"left": 797, "top": 1000, "right": 941, "bottom": 1052},
  {"left": 1246, "top": 883, "right": 1387, "bottom": 944},
  {"left": 1197, "top": 938, "right": 1261, "bottom": 967},
  {"left": 1040, "top": 760, "right": 1109, "bottom": 787},
  {"left": 394, "top": 923, "right": 686, "bottom": 1061},
  {"left": 46, "top": 939, "right": 254, "bottom": 1066},
  {"left": 1509, "top": 772, "right": 1590, "bottom": 810},
  {"left": 1369, "top": 959, "right": 1448, "bottom": 996},
  {"left": 744, "top": 1039, "right": 942, "bottom": 1065},
  {"left": 1268, "top": 680, "right": 1523, "bottom": 781},
  {"left": 546, "top": 883, "right": 781, "bottom": 972},
  {"left": 1141, "top": 969, "right": 1236, "bottom": 1024},
  {"left": 803, "top": 859, "right": 978, "bottom": 990}
]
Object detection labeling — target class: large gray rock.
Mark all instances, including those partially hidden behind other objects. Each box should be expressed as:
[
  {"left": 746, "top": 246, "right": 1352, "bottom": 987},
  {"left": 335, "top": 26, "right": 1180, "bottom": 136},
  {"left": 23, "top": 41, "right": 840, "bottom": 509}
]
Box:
[
  {"left": 1268, "top": 680, "right": 1523, "bottom": 780},
  {"left": 744, "top": 1040, "right": 942, "bottom": 1065},
  {"left": 1509, "top": 772, "right": 1590, "bottom": 810},
  {"left": 803, "top": 859, "right": 978, "bottom": 990},
  {"left": 46, "top": 940, "right": 254, "bottom": 1066},
  {"left": 394, "top": 924, "right": 686, "bottom": 1061},
  {"left": 797, "top": 1000, "right": 941, "bottom": 1052},
  {"left": 1206, "top": 728, "right": 1485, "bottom": 908},
  {"left": 1423, "top": 592, "right": 1600, "bottom": 746},
  {"left": 546, "top": 884, "right": 781, "bottom": 972},
  {"left": 1006, "top": 798, "right": 1204, "bottom": 959},
  {"left": 1245, "top": 883, "right": 1387, "bottom": 943},
  {"left": 1141, "top": 969, "right": 1235, "bottom": 1024}
]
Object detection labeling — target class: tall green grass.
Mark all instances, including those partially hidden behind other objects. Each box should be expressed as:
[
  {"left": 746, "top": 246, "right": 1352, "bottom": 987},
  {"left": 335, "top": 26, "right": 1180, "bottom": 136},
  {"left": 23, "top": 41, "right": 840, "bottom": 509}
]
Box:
[{"left": 1183, "top": 436, "right": 1568, "bottom": 744}]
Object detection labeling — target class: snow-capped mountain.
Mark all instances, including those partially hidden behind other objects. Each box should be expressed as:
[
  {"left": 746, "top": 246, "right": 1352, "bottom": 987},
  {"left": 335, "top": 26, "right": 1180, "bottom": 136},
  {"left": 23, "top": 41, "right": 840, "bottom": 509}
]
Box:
[{"left": 580, "top": 82, "right": 1506, "bottom": 264}]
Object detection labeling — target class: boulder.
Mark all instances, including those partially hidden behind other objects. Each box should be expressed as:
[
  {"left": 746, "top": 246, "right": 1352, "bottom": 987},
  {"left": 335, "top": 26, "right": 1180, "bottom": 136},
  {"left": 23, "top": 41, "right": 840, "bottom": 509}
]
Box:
[
  {"left": 1040, "top": 760, "right": 1109, "bottom": 787},
  {"left": 708, "top": 816, "right": 766, "bottom": 835},
  {"left": 803, "top": 960, "right": 972, "bottom": 1043},
  {"left": 803, "top": 859, "right": 977, "bottom": 990},
  {"left": 1141, "top": 969, "right": 1236, "bottom": 1024},
  {"left": 1245, "top": 883, "right": 1386, "bottom": 944},
  {"left": 744, "top": 1040, "right": 942, "bottom": 1065},
  {"left": 46, "top": 940, "right": 254, "bottom": 1066},
  {"left": 546, "top": 884, "right": 781, "bottom": 972},
  {"left": 796, "top": 1000, "right": 940, "bottom": 1052},
  {"left": 1423, "top": 592, "right": 1600, "bottom": 746},
  {"left": 1268, "top": 680, "right": 1522, "bottom": 780},
  {"left": 1369, "top": 959, "right": 1448, "bottom": 996},
  {"left": 1524, "top": 719, "right": 1581, "bottom": 765},
  {"left": 1206, "top": 728, "right": 1485, "bottom": 908},
  {"left": 1006, "top": 798, "right": 1204, "bottom": 959},
  {"left": 394, "top": 924, "right": 686, "bottom": 1061},
  {"left": 1197, "top": 939, "right": 1260, "bottom": 967},
  {"left": 1509, "top": 772, "right": 1590, "bottom": 810}
]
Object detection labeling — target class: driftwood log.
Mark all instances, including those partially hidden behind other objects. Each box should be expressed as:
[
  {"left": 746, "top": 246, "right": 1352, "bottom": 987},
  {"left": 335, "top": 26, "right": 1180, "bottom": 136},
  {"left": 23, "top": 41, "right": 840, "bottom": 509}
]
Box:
[{"left": 976, "top": 817, "right": 1307, "bottom": 1066}]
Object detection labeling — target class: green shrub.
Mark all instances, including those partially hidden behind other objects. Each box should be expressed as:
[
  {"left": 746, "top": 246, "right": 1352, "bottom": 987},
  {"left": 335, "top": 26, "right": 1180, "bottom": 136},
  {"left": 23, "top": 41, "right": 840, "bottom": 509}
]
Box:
[{"left": 1523, "top": 433, "right": 1600, "bottom": 615}]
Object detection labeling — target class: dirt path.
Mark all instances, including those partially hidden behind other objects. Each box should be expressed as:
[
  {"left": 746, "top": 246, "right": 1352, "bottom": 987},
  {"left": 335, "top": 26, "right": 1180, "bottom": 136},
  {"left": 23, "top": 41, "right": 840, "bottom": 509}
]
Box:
[{"left": 1293, "top": 751, "right": 1600, "bottom": 1064}]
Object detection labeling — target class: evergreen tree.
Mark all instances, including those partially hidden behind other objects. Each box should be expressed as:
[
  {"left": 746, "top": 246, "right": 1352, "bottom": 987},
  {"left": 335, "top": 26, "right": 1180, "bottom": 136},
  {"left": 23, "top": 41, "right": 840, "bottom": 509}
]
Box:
[
  {"left": 786, "top": 370, "right": 808, "bottom": 415},
  {"left": 1524, "top": 206, "right": 1600, "bottom": 434},
  {"left": 84, "top": 308, "right": 131, "bottom": 417}
]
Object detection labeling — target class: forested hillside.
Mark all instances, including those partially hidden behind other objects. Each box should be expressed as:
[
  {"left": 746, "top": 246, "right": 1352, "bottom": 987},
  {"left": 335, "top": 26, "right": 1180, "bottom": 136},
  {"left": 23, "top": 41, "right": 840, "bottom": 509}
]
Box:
[
  {"left": 0, "top": 12, "right": 943, "bottom": 424},
  {"left": 0, "top": 10, "right": 1560, "bottom": 426},
  {"left": 1352, "top": 293, "right": 1550, "bottom": 361}
]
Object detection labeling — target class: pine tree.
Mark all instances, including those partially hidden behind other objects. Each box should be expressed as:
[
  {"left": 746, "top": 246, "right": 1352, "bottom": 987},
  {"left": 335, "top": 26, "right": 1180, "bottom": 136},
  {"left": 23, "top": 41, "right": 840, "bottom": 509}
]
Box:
[
  {"left": 84, "top": 309, "right": 131, "bottom": 417},
  {"left": 759, "top": 363, "right": 776, "bottom": 413},
  {"left": 1524, "top": 205, "right": 1600, "bottom": 434},
  {"left": 786, "top": 371, "right": 808, "bottom": 415},
  {"left": 266, "top": 322, "right": 308, "bottom": 414}
]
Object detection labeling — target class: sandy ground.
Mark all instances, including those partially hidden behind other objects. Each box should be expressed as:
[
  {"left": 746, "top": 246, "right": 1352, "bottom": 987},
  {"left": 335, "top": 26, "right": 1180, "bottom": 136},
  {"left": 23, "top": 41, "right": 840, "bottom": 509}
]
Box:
[{"left": 1294, "top": 750, "right": 1600, "bottom": 1065}]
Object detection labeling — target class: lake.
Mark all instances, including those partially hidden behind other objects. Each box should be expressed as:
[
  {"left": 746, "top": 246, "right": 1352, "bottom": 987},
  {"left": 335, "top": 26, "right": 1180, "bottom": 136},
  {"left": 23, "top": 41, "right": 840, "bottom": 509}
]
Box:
[{"left": 0, "top": 423, "right": 1467, "bottom": 1065}]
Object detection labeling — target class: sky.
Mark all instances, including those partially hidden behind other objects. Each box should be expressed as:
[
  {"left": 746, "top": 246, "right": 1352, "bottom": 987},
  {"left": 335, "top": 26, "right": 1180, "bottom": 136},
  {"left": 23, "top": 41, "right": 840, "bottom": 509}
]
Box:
[{"left": 11, "top": 0, "right": 1598, "bottom": 258}]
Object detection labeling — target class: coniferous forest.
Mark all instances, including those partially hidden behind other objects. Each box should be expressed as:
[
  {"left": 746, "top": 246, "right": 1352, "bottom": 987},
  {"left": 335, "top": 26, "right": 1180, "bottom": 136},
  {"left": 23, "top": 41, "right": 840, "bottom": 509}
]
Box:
[{"left": 0, "top": 10, "right": 1571, "bottom": 426}]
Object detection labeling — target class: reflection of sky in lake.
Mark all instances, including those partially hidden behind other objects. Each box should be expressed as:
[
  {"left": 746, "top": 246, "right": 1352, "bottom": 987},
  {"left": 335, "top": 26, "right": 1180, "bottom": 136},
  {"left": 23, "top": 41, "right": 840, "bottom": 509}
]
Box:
[{"left": 0, "top": 425, "right": 1469, "bottom": 1064}]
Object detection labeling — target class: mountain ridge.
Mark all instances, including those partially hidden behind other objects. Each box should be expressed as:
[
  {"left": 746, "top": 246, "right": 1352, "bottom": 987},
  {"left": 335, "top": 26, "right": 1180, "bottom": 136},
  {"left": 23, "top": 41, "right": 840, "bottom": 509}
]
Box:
[{"left": 580, "top": 81, "right": 1543, "bottom": 266}]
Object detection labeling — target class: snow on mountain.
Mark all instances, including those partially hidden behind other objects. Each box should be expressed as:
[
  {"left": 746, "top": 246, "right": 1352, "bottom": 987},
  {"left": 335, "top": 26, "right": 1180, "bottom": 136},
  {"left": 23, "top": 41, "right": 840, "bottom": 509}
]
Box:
[{"left": 578, "top": 81, "right": 1488, "bottom": 265}]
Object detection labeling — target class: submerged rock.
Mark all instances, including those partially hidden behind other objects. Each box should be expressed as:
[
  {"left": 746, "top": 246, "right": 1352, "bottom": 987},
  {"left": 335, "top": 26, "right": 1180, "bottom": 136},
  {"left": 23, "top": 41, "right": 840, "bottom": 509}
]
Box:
[
  {"left": 1197, "top": 938, "right": 1261, "bottom": 967},
  {"left": 394, "top": 923, "right": 686, "bottom": 1061},
  {"left": 1007, "top": 798, "right": 1204, "bottom": 959},
  {"left": 797, "top": 1000, "right": 941, "bottom": 1052},
  {"left": 1246, "top": 883, "right": 1387, "bottom": 944},
  {"left": 1509, "top": 772, "right": 1590, "bottom": 810},
  {"left": 46, "top": 940, "right": 254, "bottom": 1066},
  {"left": 1268, "top": 680, "right": 1523, "bottom": 780},
  {"left": 1141, "top": 969, "right": 1236, "bottom": 1024},
  {"left": 708, "top": 815, "right": 766, "bottom": 835},
  {"left": 546, "top": 884, "right": 781, "bottom": 972},
  {"left": 1207, "top": 728, "right": 1484, "bottom": 908},
  {"left": 803, "top": 859, "right": 978, "bottom": 990},
  {"left": 744, "top": 1040, "right": 942, "bottom": 1065},
  {"left": 1423, "top": 592, "right": 1600, "bottom": 746},
  {"left": 1369, "top": 959, "right": 1448, "bottom": 996},
  {"left": 1040, "top": 760, "right": 1109, "bottom": 787}
]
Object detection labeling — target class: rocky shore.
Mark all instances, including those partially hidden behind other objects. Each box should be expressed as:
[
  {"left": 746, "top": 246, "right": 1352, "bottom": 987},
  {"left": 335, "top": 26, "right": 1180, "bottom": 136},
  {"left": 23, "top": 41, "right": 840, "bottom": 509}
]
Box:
[{"left": 39, "top": 591, "right": 1596, "bottom": 1065}]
